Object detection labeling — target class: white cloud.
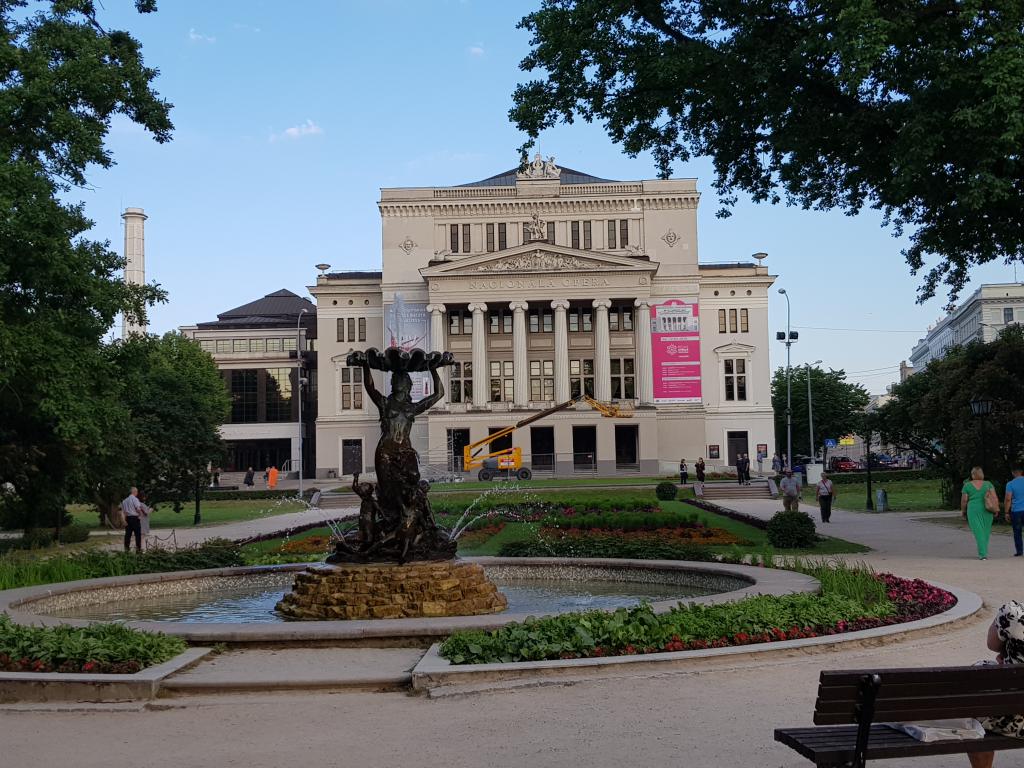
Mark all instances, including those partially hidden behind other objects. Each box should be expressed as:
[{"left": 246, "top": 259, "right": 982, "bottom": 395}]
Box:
[
  {"left": 467, "top": 44, "right": 485, "bottom": 57},
  {"left": 270, "top": 119, "right": 324, "bottom": 142},
  {"left": 188, "top": 28, "right": 216, "bottom": 44}
]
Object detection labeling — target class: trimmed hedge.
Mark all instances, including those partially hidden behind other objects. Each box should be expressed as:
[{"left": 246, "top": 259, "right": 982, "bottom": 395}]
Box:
[
  {"left": 829, "top": 469, "right": 938, "bottom": 485},
  {"left": 766, "top": 510, "right": 817, "bottom": 548},
  {"left": 655, "top": 481, "right": 678, "bottom": 501},
  {"left": 498, "top": 536, "right": 716, "bottom": 561},
  {"left": 683, "top": 498, "right": 770, "bottom": 530},
  {"left": 201, "top": 489, "right": 318, "bottom": 501}
]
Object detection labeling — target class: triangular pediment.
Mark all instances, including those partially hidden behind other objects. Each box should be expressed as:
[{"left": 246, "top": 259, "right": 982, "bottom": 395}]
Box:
[
  {"left": 713, "top": 342, "right": 756, "bottom": 355},
  {"left": 421, "top": 242, "right": 658, "bottom": 278}
]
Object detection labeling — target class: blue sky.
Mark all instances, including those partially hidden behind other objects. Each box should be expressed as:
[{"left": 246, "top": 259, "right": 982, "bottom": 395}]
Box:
[{"left": 81, "top": 0, "right": 1014, "bottom": 394}]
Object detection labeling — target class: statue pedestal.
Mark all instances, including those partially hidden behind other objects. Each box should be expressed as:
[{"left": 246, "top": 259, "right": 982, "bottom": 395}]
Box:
[{"left": 275, "top": 561, "right": 508, "bottom": 620}]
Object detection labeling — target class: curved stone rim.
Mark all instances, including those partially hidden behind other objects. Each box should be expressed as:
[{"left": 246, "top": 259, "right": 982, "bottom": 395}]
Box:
[{"left": 0, "top": 557, "right": 817, "bottom": 643}]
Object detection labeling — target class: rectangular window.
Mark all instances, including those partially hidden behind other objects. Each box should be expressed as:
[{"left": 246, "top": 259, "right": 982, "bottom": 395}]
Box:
[
  {"left": 529, "top": 360, "right": 555, "bottom": 401},
  {"left": 582, "top": 309, "right": 592, "bottom": 332},
  {"left": 724, "top": 358, "right": 747, "bottom": 402},
  {"left": 542, "top": 309, "right": 553, "bottom": 333},
  {"left": 199, "top": 340, "right": 215, "bottom": 353},
  {"left": 462, "top": 223, "right": 471, "bottom": 253},
  {"left": 607, "top": 220, "right": 617, "bottom": 249},
  {"left": 489, "top": 360, "right": 515, "bottom": 402},
  {"left": 547, "top": 220, "right": 555, "bottom": 244},
  {"left": 570, "top": 359, "right": 595, "bottom": 398},
  {"left": 337, "top": 318, "right": 345, "bottom": 342},
  {"left": 619, "top": 219, "right": 629, "bottom": 247},
  {"left": 571, "top": 220, "right": 580, "bottom": 249},
  {"left": 486, "top": 223, "right": 495, "bottom": 252},
  {"left": 358, "top": 317, "right": 366, "bottom": 342},
  {"left": 569, "top": 309, "right": 579, "bottom": 333},
  {"left": 345, "top": 318, "right": 354, "bottom": 342},
  {"left": 740, "top": 308, "right": 749, "bottom": 333},
  {"left": 610, "top": 358, "right": 636, "bottom": 400},
  {"left": 489, "top": 310, "right": 500, "bottom": 334},
  {"left": 450, "top": 361, "right": 473, "bottom": 404},
  {"left": 249, "top": 338, "right": 264, "bottom": 353},
  {"left": 718, "top": 309, "right": 727, "bottom": 333},
  {"left": 503, "top": 312, "right": 512, "bottom": 334},
  {"left": 265, "top": 368, "right": 294, "bottom": 421},
  {"left": 728, "top": 309, "right": 738, "bottom": 333},
  {"left": 529, "top": 310, "right": 539, "bottom": 333},
  {"left": 498, "top": 223, "right": 507, "bottom": 250},
  {"left": 1005, "top": 307, "right": 1015, "bottom": 324},
  {"left": 583, "top": 220, "right": 592, "bottom": 250},
  {"left": 339, "top": 367, "right": 363, "bottom": 411},
  {"left": 450, "top": 224, "right": 459, "bottom": 253},
  {"left": 282, "top": 338, "right": 297, "bottom": 352},
  {"left": 609, "top": 310, "right": 619, "bottom": 332},
  {"left": 622, "top": 308, "right": 633, "bottom": 331},
  {"left": 229, "top": 369, "right": 258, "bottom": 423},
  {"left": 233, "top": 339, "right": 247, "bottom": 353},
  {"left": 529, "top": 309, "right": 553, "bottom": 333},
  {"left": 448, "top": 309, "right": 473, "bottom": 335},
  {"left": 215, "top": 339, "right": 231, "bottom": 354},
  {"left": 266, "top": 338, "right": 283, "bottom": 352}
]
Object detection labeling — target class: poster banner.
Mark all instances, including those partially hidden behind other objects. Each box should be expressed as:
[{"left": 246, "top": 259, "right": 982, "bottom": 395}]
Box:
[
  {"left": 384, "top": 294, "right": 431, "bottom": 400},
  {"left": 651, "top": 299, "right": 701, "bottom": 403}
]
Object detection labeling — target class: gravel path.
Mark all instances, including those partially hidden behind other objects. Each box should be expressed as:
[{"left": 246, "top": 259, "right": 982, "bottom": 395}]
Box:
[{"left": 2, "top": 499, "right": 1016, "bottom": 768}]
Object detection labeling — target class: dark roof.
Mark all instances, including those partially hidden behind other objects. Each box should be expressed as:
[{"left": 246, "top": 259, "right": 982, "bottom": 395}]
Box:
[
  {"left": 460, "top": 166, "right": 615, "bottom": 187},
  {"left": 196, "top": 289, "right": 315, "bottom": 329},
  {"left": 324, "top": 271, "right": 382, "bottom": 281}
]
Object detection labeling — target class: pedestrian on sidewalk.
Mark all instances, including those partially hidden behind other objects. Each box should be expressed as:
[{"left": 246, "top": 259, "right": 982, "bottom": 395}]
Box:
[
  {"left": 961, "top": 466, "right": 999, "bottom": 560},
  {"left": 268, "top": 465, "right": 279, "bottom": 490},
  {"left": 1003, "top": 467, "right": 1024, "bottom": 557},
  {"left": 815, "top": 472, "right": 836, "bottom": 523},
  {"left": 695, "top": 457, "right": 706, "bottom": 484},
  {"left": 757, "top": 449, "right": 765, "bottom": 476},
  {"left": 779, "top": 470, "right": 802, "bottom": 511},
  {"left": 679, "top": 458, "right": 688, "bottom": 486},
  {"left": 243, "top": 466, "right": 255, "bottom": 488},
  {"left": 743, "top": 453, "right": 752, "bottom": 485},
  {"left": 772, "top": 453, "right": 782, "bottom": 474},
  {"left": 120, "top": 487, "right": 145, "bottom": 552},
  {"left": 736, "top": 454, "right": 746, "bottom": 485}
]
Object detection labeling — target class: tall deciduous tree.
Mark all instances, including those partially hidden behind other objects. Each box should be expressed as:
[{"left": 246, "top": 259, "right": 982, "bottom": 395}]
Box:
[
  {"left": 770, "top": 366, "right": 869, "bottom": 458},
  {"left": 0, "top": 1, "right": 172, "bottom": 530},
  {"left": 511, "top": 0, "right": 1024, "bottom": 303},
  {"left": 878, "top": 325, "right": 1024, "bottom": 505}
]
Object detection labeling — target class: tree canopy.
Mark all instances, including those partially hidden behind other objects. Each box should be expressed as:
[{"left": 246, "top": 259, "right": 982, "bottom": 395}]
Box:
[
  {"left": 0, "top": 1, "right": 172, "bottom": 529},
  {"left": 511, "top": 0, "right": 1024, "bottom": 304},
  {"left": 770, "top": 365, "right": 869, "bottom": 458}
]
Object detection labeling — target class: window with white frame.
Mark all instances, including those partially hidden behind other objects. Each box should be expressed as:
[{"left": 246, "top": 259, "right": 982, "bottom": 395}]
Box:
[
  {"left": 610, "top": 358, "right": 635, "bottom": 399},
  {"left": 570, "top": 358, "right": 595, "bottom": 398},
  {"left": 530, "top": 360, "right": 554, "bottom": 401},
  {"left": 608, "top": 306, "right": 633, "bottom": 332},
  {"left": 723, "top": 358, "right": 747, "bottom": 401},
  {"left": 490, "top": 360, "right": 514, "bottom": 402},
  {"left": 449, "top": 361, "right": 473, "bottom": 403},
  {"left": 1005, "top": 307, "right": 1015, "bottom": 324},
  {"left": 568, "top": 307, "right": 592, "bottom": 333},
  {"left": 339, "top": 367, "right": 364, "bottom": 411}
]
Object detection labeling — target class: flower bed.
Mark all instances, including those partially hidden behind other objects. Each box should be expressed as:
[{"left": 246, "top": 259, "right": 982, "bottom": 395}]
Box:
[
  {"left": 499, "top": 534, "right": 719, "bottom": 561},
  {"left": 540, "top": 526, "right": 741, "bottom": 546},
  {"left": 439, "top": 571, "right": 955, "bottom": 664},
  {"left": 0, "top": 615, "right": 187, "bottom": 674}
]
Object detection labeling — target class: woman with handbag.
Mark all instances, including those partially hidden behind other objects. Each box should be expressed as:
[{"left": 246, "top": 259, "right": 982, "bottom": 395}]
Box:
[{"left": 961, "top": 466, "right": 1000, "bottom": 560}]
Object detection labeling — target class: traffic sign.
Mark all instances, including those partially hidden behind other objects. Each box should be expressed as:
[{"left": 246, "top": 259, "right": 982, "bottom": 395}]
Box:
[
  {"left": 839, "top": 437, "right": 856, "bottom": 446},
  {"left": 824, "top": 438, "right": 838, "bottom": 449}
]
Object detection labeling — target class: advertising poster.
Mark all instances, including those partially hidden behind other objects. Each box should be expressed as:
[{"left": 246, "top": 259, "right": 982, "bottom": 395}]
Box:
[
  {"left": 651, "top": 299, "right": 702, "bottom": 403},
  {"left": 384, "top": 294, "right": 431, "bottom": 400}
]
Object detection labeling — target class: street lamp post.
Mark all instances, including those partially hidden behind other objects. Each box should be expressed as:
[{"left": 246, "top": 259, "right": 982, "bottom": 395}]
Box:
[
  {"left": 807, "top": 359, "right": 822, "bottom": 462},
  {"left": 776, "top": 289, "right": 798, "bottom": 470},
  {"left": 970, "top": 397, "right": 994, "bottom": 470},
  {"left": 296, "top": 307, "right": 309, "bottom": 499}
]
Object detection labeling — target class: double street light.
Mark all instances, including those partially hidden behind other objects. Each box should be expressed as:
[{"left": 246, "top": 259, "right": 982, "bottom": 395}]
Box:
[{"left": 776, "top": 289, "right": 799, "bottom": 470}]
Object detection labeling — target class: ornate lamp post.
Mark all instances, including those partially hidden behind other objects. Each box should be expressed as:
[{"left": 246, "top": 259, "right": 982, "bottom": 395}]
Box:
[
  {"left": 970, "top": 397, "right": 994, "bottom": 470},
  {"left": 776, "top": 289, "right": 798, "bottom": 470}
]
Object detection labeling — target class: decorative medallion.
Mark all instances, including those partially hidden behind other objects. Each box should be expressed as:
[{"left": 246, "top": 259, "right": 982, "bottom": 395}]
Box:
[
  {"left": 476, "top": 250, "right": 591, "bottom": 273},
  {"left": 661, "top": 229, "right": 682, "bottom": 248},
  {"left": 517, "top": 152, "right": 561, "bottom": 180},
  {"left": 398, "top": 236, "right": 417, "bottom": 255}
]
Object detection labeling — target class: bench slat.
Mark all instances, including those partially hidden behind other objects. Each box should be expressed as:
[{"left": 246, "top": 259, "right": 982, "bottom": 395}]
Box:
[
  {"left": 813, "top": 691, "right": 1024, "bottom": 724},
  {"left": 819, "top": 666, "right": 1024, "bottom": 687},
  {"left": 819, "top": 678, "right": 1024, "bottom": 702}
]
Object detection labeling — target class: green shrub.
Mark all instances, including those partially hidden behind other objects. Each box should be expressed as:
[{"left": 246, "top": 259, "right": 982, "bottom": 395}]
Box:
[
  {"left": 766, "top": 510, "right": 817, "bottom": 548},
  {"left": 58, "top": 523, "right": 91, "bottom": 544},
  {"left": 498, "top": 536, "right": 715, "bottom": 561},
  {"left": 21, "top": 528, "right": 55, "bottom": 549},
  {"left": 655, "top": 481, "right": 678, "bottom": 501},
  {"left": 829, "top": 469, "right": 938, "bottom": 485},
  {"left": 542, "top": 510, "right": 699, "bottom": 531},
  {"left": 0, "top": 614, "right": 186, "bottom": 671}
]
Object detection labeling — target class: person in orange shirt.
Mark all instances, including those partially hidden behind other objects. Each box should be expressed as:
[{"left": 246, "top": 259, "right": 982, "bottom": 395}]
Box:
[{"left": 268, "top": 465, "right": 279, "bottom": 490}]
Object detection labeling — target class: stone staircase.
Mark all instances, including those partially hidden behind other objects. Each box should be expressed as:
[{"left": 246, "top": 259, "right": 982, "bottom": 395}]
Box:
[
  {"left": 698, "top": 479, "right": 775, "bottom": 501},
  {"left": 315, "top": 492, "right": 357, "bottom": 511}
]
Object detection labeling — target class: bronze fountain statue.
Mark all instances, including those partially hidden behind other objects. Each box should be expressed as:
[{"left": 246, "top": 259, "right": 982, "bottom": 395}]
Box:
[{"left": 326, "top": 347, "right": 457, "bottom": 564}]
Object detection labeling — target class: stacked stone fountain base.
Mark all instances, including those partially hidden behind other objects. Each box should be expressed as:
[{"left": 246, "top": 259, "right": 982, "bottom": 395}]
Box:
[{"left": 275, "top": 561, "right": 508, "bottom": 620}]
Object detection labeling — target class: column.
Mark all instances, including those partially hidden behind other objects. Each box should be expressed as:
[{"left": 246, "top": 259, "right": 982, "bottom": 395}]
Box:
[
  {"left": 552, "top": 299, "right": 570, "bottom": 402},
  {"left": 510, "top": 301, "right": 529, "bottom": 407},
  {"left": 468, "top": 303, "right": 488, "bottom": 407},
  {"left": 634, "top": 299, "right": 654, "bottom": 405},
  {"left": 592, "top": 299, "right": 612, "bottom": 402},
  {"left": 427, "top": 303, "right": 447, "bottom": 406}
]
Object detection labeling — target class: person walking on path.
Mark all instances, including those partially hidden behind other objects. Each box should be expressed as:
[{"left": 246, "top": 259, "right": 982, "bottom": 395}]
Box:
[
  {"left": 243, "top": 466, "right": 255, "bottom": 488},
  {"left": 1004, "top": 467, "right": 1024, "bottom": 556},
  {"left": 121, "top": 487, "right": 145, "bottom": 552},
  {"left": 268, "top": 465, "right": 279, "bottom": 490},
  {"left": 679, "top": 458, "right": 688, "bottom": 486},
  {"left": 815, "top": 472, "right": 836, "bottom": 523},
  {"left": 961, "top": 466, "right": 999, "bottom": 560},
  {"left": 779, "top": 470, "right": 802, "bottom": 511},
  {"left": 772, "top": 453, "right": 782, "bottom": 474},
  {"left": 695, "top": 458, "right": 706, "bottom": 484},
  {"left": 743, "top": 454, "right": 752, "bottom": 484}
]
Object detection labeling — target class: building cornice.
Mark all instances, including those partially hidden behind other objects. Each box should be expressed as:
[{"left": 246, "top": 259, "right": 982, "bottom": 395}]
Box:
[{"left": 378, "top": 194, "right": 699, "bottom": 219}]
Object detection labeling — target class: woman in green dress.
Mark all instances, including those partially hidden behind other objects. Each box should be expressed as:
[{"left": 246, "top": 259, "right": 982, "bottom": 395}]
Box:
[{"left": 961, "top": 466, "right": 998, "bottom": 560}]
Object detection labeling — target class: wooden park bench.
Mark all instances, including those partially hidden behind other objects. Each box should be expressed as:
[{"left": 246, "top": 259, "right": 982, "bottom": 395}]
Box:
[{"left": 775, "top": 665, "right": 1024, "bottom": 767}]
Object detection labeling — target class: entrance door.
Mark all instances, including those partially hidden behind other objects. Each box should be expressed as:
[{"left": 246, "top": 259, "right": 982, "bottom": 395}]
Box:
[
  {"left": 341, "top": 439, "right": 363, "bottom": 476},
  {"left": 531, "top": 426, "right": 554, "bottom": 470},
  {"left": 572, "top": 425, "right": 597, "bottom": 470},
  {"left": 447, "top": 429, "right": 470, "bottom": 471},
  {"left": 727, "top": 431, "right": 749, "bottom": 467},
  {"left": 614, "top": 424, "right": 639, "bottom": 467}
]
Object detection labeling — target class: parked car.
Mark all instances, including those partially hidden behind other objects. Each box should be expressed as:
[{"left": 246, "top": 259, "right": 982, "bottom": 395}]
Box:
[{"left": 829, "top": 456, "right": 859, "bottom": 472}]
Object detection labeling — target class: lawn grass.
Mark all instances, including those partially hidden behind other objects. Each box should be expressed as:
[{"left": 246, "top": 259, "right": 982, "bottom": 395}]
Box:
[
  {"left": 67, "top": 498, "right": 307, "bottom": 530},
  {"left": 828, "top": 478, "right": 952, "bottom": 513}
]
